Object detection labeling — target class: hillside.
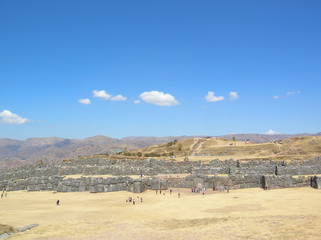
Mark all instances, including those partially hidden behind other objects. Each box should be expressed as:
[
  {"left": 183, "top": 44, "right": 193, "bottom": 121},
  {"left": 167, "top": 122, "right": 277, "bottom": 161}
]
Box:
[
  {"left": 1, "top": 133, "right": 321, "bottom": 168},
  {"left": 118, "top": 136, "right": 321, "bottom": 162},
  {"left": 0, "top": 136, "right": 122, "bottom": 168},
  {"left": 0, "top": 136, "right": 189, "bottom": 168}
]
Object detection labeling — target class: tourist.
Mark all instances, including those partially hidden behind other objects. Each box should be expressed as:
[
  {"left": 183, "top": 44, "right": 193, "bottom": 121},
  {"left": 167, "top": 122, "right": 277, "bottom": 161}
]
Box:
[
  {"left": 133, "top": 199, "right": 135, "bottom": 205},
  {"left": 140, "top": 197, "right": 143, "bottom": 202},
  {"left": 56, "top": 200, "right": 60, "bottom": 206},
  {"left": 178, "top": 193, "right": 180, "bottom": 198}
]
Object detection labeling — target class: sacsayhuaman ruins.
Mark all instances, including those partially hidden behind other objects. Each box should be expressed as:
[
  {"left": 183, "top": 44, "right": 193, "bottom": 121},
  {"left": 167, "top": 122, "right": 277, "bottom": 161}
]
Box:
[{"left": 1, "top": 157, "right": 321, "bottom": 193}]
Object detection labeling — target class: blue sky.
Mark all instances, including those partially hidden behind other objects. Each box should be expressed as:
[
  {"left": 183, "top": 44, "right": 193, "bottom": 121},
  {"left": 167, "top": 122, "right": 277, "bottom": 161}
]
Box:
[{"left": 1, "top": 0, "right": 321, "bottom": 139}]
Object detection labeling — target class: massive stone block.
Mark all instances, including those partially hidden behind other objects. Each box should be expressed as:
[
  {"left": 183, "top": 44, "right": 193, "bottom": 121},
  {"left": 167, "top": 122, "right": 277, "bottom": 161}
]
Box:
[
  {"left": 133, "top": 180, "right": 145, "bottom": 193},
  {"left": 311, "top": 176, "right": 321, "bottom": 189}
]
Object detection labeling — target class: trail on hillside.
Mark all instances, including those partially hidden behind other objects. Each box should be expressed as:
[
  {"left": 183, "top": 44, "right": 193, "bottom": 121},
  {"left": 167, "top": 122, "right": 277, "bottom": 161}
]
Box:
[
  {"left": 189, "top": 138, "right": 199, "bottom": 154},
  {"left": 189, "top": 138, "right": 212, "bottom": 156}
]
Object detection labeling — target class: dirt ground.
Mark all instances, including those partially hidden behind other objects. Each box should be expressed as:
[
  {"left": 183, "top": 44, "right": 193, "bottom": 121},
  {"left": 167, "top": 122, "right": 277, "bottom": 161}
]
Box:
[{"left": 1, "top": 188, "right": 321, "bottom": 240}]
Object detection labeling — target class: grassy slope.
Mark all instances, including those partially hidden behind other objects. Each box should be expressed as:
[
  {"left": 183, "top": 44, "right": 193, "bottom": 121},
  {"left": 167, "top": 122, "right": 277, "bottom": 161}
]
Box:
[{"left": 116, "top": 136, "right": 321, "bottom": 162}]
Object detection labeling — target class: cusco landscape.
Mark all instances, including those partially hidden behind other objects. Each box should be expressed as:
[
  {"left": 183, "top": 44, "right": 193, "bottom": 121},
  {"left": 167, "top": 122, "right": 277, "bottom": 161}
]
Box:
[
  {"left": 1, "top": 135, "right": 321, "bottom": 239},
  {"left": 1, "top": 0, "right": 321, "bottom": 239}
]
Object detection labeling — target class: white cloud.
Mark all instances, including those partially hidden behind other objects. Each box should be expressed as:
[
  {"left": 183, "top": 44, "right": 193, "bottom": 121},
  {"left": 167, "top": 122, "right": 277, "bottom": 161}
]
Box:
[
  {"left": 139, "top": 91, "right": 179, "bottom": 106},
  {"left": 134, "top": 100, "right": 141, "bottom": 104},
  {"left": 273, "top": 96, "right": 281, "bottom": 99},
  {"left": 205, "top": 91, "right": 224, "bottom": 102},
  {"left": 229, "top": 91, "right": 239, "bottom": 100},
  {"left": 92, "top": 90, "right": 127, "bottom": 102},
  {"left": 78, "top": 98, "right": 91, "bottom": 104},
  {"left": 0, "top": 110, "right": 29, "bottom": 124},
  {"left": 265, "top": 129, "right": 280, "bottom": 135},
  {"left": 92, "top": 90, "right": 112, "bottom": 100},
  {"left": 110, "top": 95, "right": 127, "bottom": 101},
  {"left": 286, "top": 91, "right": 300, "bottom": 96}
]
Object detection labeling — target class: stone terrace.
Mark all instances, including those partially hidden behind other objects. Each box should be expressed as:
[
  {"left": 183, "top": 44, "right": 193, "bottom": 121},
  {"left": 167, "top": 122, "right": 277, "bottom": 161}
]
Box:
[{"left": 1, "top": 157, "right": 321, "bottom": 193}]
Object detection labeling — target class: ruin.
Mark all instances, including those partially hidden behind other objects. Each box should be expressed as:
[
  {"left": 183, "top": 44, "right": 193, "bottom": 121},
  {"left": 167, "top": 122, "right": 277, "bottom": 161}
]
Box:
[{"left": 1, "top": 157, "right": 321, "bottom": 193}]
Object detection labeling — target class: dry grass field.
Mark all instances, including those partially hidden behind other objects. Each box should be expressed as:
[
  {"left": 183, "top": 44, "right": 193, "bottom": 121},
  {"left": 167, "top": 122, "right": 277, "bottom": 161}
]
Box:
[
  {"left": 116, "top": 136, "right": 321, "bottom": 163},
  {"left": 1, "top": 188, "right": 321, "bottom": 240}
]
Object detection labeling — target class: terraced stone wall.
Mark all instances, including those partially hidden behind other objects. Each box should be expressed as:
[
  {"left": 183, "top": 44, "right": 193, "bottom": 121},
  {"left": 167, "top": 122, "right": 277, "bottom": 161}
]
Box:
[{"left": 1, "top": 157, "right": 321, "bottom": 193}]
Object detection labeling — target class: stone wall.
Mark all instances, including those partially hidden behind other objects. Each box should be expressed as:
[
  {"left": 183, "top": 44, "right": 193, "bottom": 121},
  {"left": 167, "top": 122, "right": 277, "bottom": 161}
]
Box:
[
  {"left": 0, "top": 174, "right": 263, "bottom": 193},
  {"left": 2, "top": 157, "right": 321, "bottom": 181},
  {"left": 262, "top": 175, "right": 312, "bottom": 189},
  {"left": 57, "top": 176, "right": 145, "bottom": 193},
  {"left": 1, "top": 176, "right": 63, "bottom": 191},
  {"left": 1, "top": 156, "right": 321, "bottom": 193}
]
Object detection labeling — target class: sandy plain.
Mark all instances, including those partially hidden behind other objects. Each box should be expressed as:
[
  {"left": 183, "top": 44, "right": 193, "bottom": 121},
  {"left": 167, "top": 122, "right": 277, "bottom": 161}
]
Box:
[{"left": 1, "top": 188, "right": 321, "bottom": 240}]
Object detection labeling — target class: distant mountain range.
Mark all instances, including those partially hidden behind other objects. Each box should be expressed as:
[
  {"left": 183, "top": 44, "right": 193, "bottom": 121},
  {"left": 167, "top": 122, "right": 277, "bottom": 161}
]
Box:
[
  {"left": 0, "top": 135, "right": 185, "bottom": 168},
  {"left": 1, "top": 132, "right": 320, "bottom": 168}
]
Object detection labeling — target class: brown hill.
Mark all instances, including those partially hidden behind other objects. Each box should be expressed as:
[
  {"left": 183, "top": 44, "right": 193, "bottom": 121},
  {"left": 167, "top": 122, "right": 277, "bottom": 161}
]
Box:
[
  {"left": 119, "top": 136, "right": 321, "bottom": 162},
  {"left": 0, "top": 136, "right": 131, "bottom": 168},
  {"left": 1, "top": 133, "right": 321, "bottom": 168},
  {"left": 0, "top": 136, "right": 189, "bottom": 168}
]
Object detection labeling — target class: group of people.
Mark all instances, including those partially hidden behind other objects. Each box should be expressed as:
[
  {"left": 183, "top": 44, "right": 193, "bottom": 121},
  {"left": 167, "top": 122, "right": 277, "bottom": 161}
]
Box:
[
  {"left": 191, "top": 186, "right": 230, "bottom": 194},
  {"left": 191, "top": 187, "right": 207, "bottom": 194},
  {"left": 1, "top": 190, "right": 7, "bottom": 198},
  {"left": 156, "top": 189, "right": 180, "bottom": 198},
  {"left": 126, "top": 196, "right": 143, "bottom": 205},
  {"left": 213, "top": 186, "right": 230, "bottom": 193}
]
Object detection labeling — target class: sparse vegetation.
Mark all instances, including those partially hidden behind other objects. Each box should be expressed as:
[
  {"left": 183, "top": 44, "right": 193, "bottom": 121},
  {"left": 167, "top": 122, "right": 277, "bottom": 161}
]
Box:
[
  {"left": 0, "top": 224, "right": 16, "bottom": 235},
  {"left": 112, "top": 136, "right": 321, "bottom": 162},
  {"left": 166, "top": 139, "right": 178, "bottom": 147},
  {"left": 178, "top": 143, "right": 182, "bottom": 151}
]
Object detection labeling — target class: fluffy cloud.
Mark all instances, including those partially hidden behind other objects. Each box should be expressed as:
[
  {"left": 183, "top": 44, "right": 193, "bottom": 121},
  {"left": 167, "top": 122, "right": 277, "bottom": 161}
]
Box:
[
  {"left": 92, "top": 90, "right": 127, "bottom": 101},
  {"left": 205, "top": 91, "right": 224, "bottom": 102},
  {"left": 110, "top": 95, "right": 127, "bottom": 101},
  {"left": 273, "top": 96, "right": 281, "bottom": 99},
  {"left": 134, "top": 100, "right": 141, "bottom": 104},
  {"left": 286, "top": 91, "right": 300, "bottom": 96},
  {"left": 265, "top": 129, "right": 280, "bottom": 135},
  {"left": 0, "top": 110, "right": 29, "bottom": 124},
  {"left": 78, "top": 98, "right": 91, "bottom": 104},
  {"left": 139, "top": 91, "right": 179, "bottom": 106},
  {"left": 229, "top": 91, "right": 239, "bottom": 100},
  {"left": 92, "top": 90, "right": 112, "bottom": 100}
]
